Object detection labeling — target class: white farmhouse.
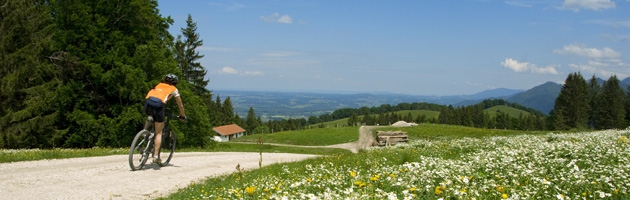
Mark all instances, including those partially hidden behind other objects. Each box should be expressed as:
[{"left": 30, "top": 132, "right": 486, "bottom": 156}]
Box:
[{"left": 212, "top": 124, "right": 246, "bottom": 142}]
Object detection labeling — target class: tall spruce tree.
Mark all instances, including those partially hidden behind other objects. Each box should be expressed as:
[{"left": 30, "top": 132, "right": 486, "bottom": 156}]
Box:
[
  {"left": 595, "top": 75, "right": 626, "bottom": 129},
  {"left": 552, "top": 72, "right": 590, "bottom": 130},
  {"left": 175, "top": 14, "right": 209, "bottom": 96},
  {"left": 588, "top": 75, "right": 602, "bottom": 129},
  {"left": 174, "top": 14, "right": 218, "bottom": 130},
  {"left": 221, "top": 97, "right": 235, "bottom": 125},
  {"left": 245, "top": 107, "right": 259, "bottom": 133},
  {"left": 0, "top": 0, "right": 60, "bottom": 148}
]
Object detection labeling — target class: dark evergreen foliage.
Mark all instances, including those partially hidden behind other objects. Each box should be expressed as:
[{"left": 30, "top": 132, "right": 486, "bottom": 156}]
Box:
[
  {"left": 552, "top": 72, "right": 590, "bottom": 130},
  {"left": 595, "top": 75, "right": 626, "bottom": 129}
]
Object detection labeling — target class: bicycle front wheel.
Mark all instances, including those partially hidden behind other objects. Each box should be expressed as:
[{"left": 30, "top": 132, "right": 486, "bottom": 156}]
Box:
[
  {"left": 129, "top": 130, "right": 151, "bottom": 171},
  {"left": 159, "top": 127, "right": 176, "bottom": 167}
]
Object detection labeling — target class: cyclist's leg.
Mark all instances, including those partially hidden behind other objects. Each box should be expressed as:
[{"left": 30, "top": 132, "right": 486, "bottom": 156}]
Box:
[
  {"left": 154, "top": 121, "right": 164, "bottom": 158},
  {"left": 153, "top": 105, "right": 166, "bottom": 161}
]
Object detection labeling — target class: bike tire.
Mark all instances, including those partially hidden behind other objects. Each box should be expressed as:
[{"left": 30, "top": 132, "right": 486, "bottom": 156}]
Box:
[
  {"left": 159, "top": 127, "right": 176, "bottom": 167},
  {"left": 129, "top": 130, "right": 151, "bottom": 171}
]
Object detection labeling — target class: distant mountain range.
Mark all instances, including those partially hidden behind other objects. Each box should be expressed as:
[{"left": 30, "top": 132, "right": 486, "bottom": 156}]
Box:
[{"left": 214, "top": 77, "right": 630, "bottom": 120}]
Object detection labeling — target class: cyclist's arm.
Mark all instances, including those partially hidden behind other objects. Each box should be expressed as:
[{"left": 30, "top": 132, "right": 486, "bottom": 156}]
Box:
[{"left": 175, "top": 95, "right": 186, "bottom": 117}]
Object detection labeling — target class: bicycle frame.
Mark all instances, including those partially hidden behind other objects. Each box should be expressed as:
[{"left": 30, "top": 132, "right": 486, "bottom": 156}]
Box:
[{"left": 129, "top": 112, "right": 178, "bottom": 171}]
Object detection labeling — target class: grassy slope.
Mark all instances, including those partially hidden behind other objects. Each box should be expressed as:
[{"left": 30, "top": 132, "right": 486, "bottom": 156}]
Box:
[{"left": 484, "top": 105, "right": 533, "bottom": 118}]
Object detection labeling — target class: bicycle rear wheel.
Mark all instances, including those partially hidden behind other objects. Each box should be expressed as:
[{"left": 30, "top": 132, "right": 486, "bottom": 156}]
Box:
[
  {"left": 158, "top": 127, "right": 176, "bottom": 167},
  {"left": 129, "top": 130, "right": 151, "bottom": 171}
]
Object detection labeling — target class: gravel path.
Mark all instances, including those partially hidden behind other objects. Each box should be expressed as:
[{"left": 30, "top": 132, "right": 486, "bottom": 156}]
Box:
[
  {"left": 0, "top": 152, "right": 317, "bottom": 200},
  {"left": 0, "top": 126, "right": 377, "bottom": 199}
]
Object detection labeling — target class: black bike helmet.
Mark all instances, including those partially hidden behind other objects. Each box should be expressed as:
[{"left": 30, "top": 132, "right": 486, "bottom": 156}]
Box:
[{"left": 164, "top": 74, "right": 178, "bottom": 86}]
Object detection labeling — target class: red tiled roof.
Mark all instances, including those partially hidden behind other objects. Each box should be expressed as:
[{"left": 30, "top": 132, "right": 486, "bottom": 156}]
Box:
[{"left": 213, "top": 124, "right": 246, "bottom": 136}]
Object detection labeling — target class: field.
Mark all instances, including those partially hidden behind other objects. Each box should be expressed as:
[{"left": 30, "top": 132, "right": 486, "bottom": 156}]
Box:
[
  {"left": 485, "top": 105, "right": 534, "bottom": 118},
  {"left": 3, "top": 125, "right": 629, "bottom": 199},
  {"left": 160, "top": 126, "right": 630, "bottom": 199}
]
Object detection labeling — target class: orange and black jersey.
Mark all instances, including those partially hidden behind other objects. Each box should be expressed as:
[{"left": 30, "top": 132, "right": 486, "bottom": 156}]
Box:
[{"left": 145, "top": 83, "right": 180, "bottom": 103}]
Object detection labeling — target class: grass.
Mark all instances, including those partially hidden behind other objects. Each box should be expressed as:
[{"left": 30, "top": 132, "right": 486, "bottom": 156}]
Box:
[
  {"left": 233, "top": 126, "right": 359, "bottom": 146},
  {"left": 0, "top": 148, "right": 129, "bottom": 163},
  {"left": 485, "top": 105, "right": 533, "bottom": 118},
  {"left": 160, "top": 128, "right": 630, "bottom": 200},
  {"left": 375, "top": 123, "right": 549, "bottom": 140}
]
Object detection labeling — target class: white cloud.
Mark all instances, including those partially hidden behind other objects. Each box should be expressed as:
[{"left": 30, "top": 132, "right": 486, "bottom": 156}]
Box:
[
  {"left": 221, "top": 67, "right": 238, "bottom": 74},
  {"left": 261, "top": 13, "right": 293, "bottom": 24},
  {"left": 219, "top": 66, "right": 263, "bottom": 76},
  {"left": 277, "top": 15, "right": 293, "bottom": 24},
  {"left": 568, "top": 63, "right": 627, "bottom": 78},
  {"left": 556, "top": 43, "right": 628, "bottom": 78},
  {"left": 501, "top": 58, "right": 529, "bottom": 72},
  {"left": 532, "top": 66, "right": 559, "bottom": 75},
  {"left": 501, "top": 58, "right": 558, "bottom": 75},
  {"left": 553, "top": 43, "right": 620, "bottom": 59},
  {"left": 560, "top": 0, "right": 615, "bottom": 11}
]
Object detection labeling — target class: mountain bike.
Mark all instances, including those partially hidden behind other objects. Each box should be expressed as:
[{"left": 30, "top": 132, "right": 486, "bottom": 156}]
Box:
[{"left": 128, "top": 112, "right": 179, "bottom": 171}]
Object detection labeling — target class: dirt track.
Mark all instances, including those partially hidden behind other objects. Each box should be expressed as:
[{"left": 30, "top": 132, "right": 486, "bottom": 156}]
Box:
[{"left": 0, "top": 126, "right": 376, "bottom": 200}]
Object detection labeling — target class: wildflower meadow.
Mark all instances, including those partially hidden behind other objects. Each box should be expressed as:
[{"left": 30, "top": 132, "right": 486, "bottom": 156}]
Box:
[{"left": 166, "top": 129, "right": 630, "bottom": 200}]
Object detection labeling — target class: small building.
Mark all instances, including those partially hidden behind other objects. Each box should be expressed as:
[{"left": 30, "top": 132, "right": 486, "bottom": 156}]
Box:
[{"left": 212, "top": 124, "right": 246, "bottom": 142}]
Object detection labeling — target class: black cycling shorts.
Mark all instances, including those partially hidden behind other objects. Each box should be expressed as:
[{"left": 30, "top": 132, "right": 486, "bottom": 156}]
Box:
[{"left": 144, "top": 97, "right": 165, "bottom": 122}]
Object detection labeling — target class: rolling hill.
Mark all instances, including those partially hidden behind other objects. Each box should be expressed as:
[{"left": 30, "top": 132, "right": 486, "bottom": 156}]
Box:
[{"left": 214, "top": 77, "right": 630, "bottom": 120}]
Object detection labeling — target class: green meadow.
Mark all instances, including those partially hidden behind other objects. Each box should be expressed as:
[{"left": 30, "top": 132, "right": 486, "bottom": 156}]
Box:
[
  {"left": 160, "top": 125, "right": 630, "bottom": 199},
  {"left": 3, "top": 124, "right": 629, "bottom": 199}
]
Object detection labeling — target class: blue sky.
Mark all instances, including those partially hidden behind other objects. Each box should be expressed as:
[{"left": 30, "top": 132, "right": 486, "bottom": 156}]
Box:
[{"left": 158, "top": 0, "right": 629, "bottom": 96}]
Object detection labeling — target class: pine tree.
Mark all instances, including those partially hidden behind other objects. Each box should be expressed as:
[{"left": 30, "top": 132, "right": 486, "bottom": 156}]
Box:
[
  {"left": 588, "top": 75, "right": 602, "bottom": 129},
  {"left": 552, "top": 72, "right": 590, "bottom": 130},
  {"left": 175, "top": 14, "right": 209, "bottom": 95},
  {"left": 595, "top": 75, "right": 626, "bottom": 129},
  {"left": 347, "top": 112, "right": 359, "bottom": 126},
  {"left": 245, "top": 107, "right": 259, "bottom": 133},
  {"left": 0, "top": 0, "right": 60, "bottom": 148},
  {"left": 221, "top": 97, "right": 235, "bottom": 125}
]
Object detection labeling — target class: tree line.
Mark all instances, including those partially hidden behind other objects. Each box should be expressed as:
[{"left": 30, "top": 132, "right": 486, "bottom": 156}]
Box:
[
  {"left": 551, "top": 72, "right": 629, "bottom": 130},
  {"left": 0, "top": 0, "right": 224, "bottom": 148}
]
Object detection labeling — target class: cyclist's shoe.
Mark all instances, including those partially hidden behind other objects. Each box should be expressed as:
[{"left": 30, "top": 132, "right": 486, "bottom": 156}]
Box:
[{"left": 152, "top": 157, "right": 162, "bottom": 164}]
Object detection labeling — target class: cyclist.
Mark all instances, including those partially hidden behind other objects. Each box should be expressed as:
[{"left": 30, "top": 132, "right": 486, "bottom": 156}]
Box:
[{"left": 144, "top": 74, "right": 187, "bottom": 164}]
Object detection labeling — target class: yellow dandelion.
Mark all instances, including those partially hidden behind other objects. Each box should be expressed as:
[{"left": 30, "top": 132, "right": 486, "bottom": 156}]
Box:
[
  {"left": 389, "top": 173, "right": 395, "bottom": 179},
  {"left": 306, "top": 178, "right": 312, "bottom": 182},
  {"left": 245, "top": 186, "right": 256, "bottom": 195},
  {"left": 496, "top": 186, "right": 504, "bottom": 193},
  {"left": 502, "top": 193, "right": 508, "bottom": 199},
  {"left": 618, "top": 136, "right": 628, "bottom": 144},
  {"left": 435, "top": 185, "right": 446, "bottom": 195},
  {"left": 354, "top": 181, "right": 366, "bottom": 187},
  {"left": 370, "top": 174, "right": 380, "bottom": 181},
  {"left": 350, "top": 171, "right": 357, "bottom": 178},
  {"left": 410, "top": 187, "right": 416, "bottom": 192}
]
